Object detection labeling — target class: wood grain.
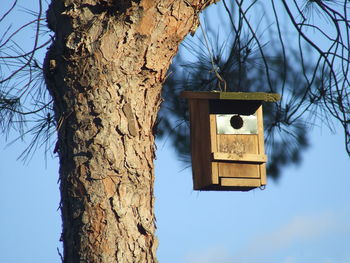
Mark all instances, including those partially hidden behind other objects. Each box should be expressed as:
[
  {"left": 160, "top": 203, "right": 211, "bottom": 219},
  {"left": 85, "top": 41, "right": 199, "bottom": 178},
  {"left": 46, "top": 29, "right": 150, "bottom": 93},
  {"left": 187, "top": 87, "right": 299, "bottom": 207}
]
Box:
[
  {"left": 181, "top": 91, "right": 281, "bottom": 102},
  {"left": 189, "top": 99, "right": 214, "bottom": 189},
  {"left": 212, "top": 152, "right": 267, "bottom": 163},
  {"left": 220, "top": 178, "right": 262, "bottom": 187}
]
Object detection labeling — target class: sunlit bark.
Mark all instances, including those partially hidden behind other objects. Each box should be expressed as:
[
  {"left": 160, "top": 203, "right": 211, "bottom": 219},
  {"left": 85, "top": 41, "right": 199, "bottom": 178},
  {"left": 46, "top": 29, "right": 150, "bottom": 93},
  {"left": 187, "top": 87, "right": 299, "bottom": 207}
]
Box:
[{"left": 44, "top": 0, "right": 218, "bottom": 262}]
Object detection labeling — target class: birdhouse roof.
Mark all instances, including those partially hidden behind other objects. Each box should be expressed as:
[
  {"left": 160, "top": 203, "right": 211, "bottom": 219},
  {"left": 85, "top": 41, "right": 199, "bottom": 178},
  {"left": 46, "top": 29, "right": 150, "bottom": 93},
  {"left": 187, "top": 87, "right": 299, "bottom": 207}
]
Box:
[{"left": 180, "top": 91, "right": 281, "bottom": 102}]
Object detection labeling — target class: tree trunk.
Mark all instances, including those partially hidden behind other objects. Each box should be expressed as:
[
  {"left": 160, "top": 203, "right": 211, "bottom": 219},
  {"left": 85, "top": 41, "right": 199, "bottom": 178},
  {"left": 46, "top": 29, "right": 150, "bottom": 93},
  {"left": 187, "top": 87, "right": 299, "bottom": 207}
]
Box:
[{"left": 44, "top": 0, "right": 217, "bottom": 262}]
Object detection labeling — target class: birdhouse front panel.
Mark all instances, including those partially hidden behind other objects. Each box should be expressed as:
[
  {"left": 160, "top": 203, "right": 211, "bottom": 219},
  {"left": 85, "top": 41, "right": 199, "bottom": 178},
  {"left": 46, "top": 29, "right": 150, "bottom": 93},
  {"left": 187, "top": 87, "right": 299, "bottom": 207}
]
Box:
[
  {"left": 181, "top": 91, "right": 280, "bottom": 191},
  {"left": 210, "top": 105, "right": 267, "bottom": 190}
]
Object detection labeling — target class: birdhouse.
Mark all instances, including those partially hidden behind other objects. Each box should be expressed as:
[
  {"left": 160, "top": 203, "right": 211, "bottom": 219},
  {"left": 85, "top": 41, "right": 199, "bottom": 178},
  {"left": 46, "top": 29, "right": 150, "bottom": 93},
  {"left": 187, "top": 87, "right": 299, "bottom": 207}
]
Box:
[{"left": 181, "top": 91, "right": 280, "bottom": 191}]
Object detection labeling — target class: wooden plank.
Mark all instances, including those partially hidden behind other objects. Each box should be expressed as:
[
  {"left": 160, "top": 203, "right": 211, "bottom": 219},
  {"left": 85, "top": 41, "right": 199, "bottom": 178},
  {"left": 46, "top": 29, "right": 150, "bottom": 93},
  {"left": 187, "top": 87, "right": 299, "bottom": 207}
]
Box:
[
  {"left": 211, "top": 163, "right": 219, "bottom": 185},
  {"left": 217, "top": 162, "right": 260, "bottom": 178},
  {"left": 260, "top": 163, "right": 267, "bottom": 186},
  {"left": 220, "top": 92, "right": 280, "bottom": 102},
  {"left": 256, "top": 106, "right": 265, "bottom": 153},
  {"left": 181, "top": 91, "right": 221, "bottom": 100},
  {"left": 220, "top": 178, "right": 262, "bottom": 187},
  {"left": 209, "top": 115, "right": 218, "bottom": 152},
  {"left": 217, "top": 134, "right": 259, "bottom": 155},
  {"left": 212, "top": 152, "right": 267, "bottom": 163},
  {"left": 181, "top": 91, "right": 281, "bottom": 102},
  {"left": 188, "top": 99, "right": 214, "bottom": 189},
  {"left": 209, "top": 114, "right": 219, "bottom": 184},
  {"left": 256, "top": 106, "right": 267, "bottom": 185}
]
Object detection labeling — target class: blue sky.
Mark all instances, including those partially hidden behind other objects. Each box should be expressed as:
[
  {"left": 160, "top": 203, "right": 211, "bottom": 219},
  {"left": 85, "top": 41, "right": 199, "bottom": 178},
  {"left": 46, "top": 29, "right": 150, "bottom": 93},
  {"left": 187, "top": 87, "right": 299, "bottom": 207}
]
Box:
[{"left": 1, "top": 1, "right": 350, "bottom": 263}]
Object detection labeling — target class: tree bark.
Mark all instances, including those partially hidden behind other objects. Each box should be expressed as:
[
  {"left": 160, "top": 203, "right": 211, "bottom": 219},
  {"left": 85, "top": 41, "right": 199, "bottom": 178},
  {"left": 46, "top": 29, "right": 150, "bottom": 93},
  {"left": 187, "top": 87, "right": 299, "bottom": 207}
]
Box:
[{"left": 44, "top": 0, "right": 218, "bottom": 262}]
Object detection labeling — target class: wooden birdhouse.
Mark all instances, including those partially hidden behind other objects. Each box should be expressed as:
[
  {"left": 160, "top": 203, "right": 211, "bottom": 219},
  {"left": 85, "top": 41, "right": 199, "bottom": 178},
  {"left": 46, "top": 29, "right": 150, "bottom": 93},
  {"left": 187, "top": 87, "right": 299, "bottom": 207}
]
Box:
[{"left": 181, "top": 91, "right": 280, "bottom": 191}]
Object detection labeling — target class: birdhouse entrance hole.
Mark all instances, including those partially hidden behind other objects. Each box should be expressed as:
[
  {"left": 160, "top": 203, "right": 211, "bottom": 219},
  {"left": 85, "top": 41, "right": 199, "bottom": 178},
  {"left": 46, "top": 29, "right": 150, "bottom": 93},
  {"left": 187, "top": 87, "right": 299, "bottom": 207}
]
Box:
[{"left": 230, "top": 115, "right": 244, "bottom": 130}]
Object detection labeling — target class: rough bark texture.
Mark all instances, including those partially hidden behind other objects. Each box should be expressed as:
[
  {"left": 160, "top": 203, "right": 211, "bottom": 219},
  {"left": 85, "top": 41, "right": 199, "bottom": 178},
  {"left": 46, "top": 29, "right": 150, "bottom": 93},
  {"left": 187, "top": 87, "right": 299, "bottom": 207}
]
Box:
[{"left": 44, "top": 0, "right": 218, "bottom": 262}]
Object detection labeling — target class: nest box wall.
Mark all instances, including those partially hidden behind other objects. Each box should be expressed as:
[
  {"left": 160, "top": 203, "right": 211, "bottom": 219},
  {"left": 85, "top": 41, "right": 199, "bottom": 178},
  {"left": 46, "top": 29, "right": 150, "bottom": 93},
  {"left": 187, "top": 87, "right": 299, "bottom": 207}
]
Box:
[{"left": 181, "top": 91, "right": 280, "bottom": 191}]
